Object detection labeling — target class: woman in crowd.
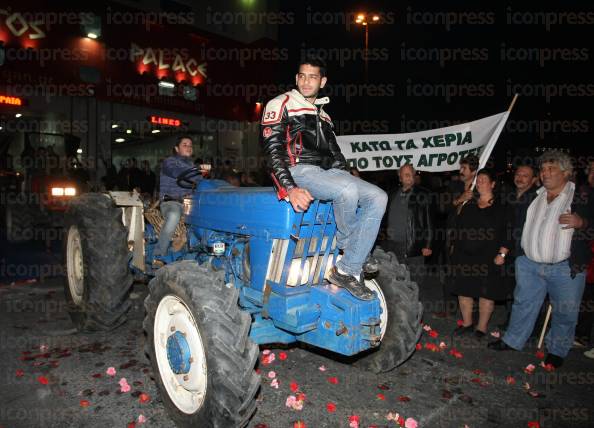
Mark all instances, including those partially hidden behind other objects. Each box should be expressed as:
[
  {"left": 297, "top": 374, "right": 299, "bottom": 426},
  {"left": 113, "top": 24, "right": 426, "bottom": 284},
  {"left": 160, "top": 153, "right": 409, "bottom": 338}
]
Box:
[{"left": 450, "top": 169, "right": 510, "bottom": 338}]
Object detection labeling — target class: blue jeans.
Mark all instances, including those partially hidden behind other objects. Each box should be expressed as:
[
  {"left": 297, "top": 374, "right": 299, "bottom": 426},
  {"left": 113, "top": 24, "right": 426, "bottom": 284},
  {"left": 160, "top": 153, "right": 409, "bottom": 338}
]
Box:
[
  {"left": 503, "top": 255, "right": 586, "bottom": 358},
  {"left": 289, "top": 164, "right": 388, "bottom": 277},
  {"left": 156, "top": 200, "right": 183, "bottom": 256}
]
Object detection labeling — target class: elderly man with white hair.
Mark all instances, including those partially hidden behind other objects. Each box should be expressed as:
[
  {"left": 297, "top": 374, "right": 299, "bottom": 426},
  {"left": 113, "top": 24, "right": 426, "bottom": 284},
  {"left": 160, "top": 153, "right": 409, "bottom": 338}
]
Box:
[{"left": 489, "top": 150, "right": 594, "bottom": 368}]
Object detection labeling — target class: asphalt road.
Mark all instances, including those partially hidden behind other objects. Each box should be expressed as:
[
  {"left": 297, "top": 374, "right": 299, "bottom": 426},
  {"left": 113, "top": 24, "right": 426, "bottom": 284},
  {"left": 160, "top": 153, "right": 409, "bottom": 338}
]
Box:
[{"left": 1, "top": 241, "right": 593, "bottom": 428}]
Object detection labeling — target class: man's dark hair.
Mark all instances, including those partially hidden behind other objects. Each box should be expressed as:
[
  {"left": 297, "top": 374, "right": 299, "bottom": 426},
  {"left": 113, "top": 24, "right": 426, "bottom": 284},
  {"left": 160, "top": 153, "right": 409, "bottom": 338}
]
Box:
[
  {"left": 460, "top": 154, "right": 479, "bottom": 172},
  {"left": 298, "top": 56, "right": 327, "bottom": 77},
  {"left": 515, "top": 163, "right": 537, "bottom": 177},
  {"left": 176, "top": 135, "right": 193, "bottom": 147}
]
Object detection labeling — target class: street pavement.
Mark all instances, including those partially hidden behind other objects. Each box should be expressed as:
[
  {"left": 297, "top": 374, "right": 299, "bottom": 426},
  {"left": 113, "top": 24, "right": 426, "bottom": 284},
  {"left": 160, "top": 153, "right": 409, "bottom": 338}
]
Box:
[{"left": 1, "top": 242, "right": 593, "bottom": 428}]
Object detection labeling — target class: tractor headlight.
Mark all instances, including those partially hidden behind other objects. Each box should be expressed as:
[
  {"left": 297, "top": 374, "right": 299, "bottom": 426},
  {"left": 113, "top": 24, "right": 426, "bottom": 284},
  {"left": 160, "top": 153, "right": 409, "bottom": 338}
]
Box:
[
  {"left": 51, "top": 187, "right": 64, "bottom": 196},
  {"left": 287, "top": 258, "right": 310, "bottom": 286},
  {"left": 64, "top": 187, "right": 76, "bottom": 196}
]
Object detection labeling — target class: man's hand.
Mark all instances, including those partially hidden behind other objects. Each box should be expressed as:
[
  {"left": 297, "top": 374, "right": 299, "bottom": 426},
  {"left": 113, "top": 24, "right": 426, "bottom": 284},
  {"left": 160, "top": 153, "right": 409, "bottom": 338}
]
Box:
[
  {"left": 455, "top": 189, "right": 473, "bottom": 205},
  {"left": 288, "top": 187, "right": 314, "bottom": 212},
  {"left": 421, "top": 248, "right": 432, "bottom": 257},
  {"left": 559, "top": 211, "right": 584, "bottom": 229}
]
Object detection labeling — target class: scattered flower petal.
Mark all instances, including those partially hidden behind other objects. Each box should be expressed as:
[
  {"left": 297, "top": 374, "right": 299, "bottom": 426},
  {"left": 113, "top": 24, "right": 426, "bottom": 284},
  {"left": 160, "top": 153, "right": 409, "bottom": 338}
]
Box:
[
  {"left": 137, "top": 414, "right": 147, "bottom": 424},
  {"left": 456, "top": 319, "right": 464, "bottom": 327},
  {"left": 424, "top": 343, "right": 440, "bottom": 352},
  {"left": 505, "top": 376, "right": 516, "bottom": 385},
  {"left": 37, "top": 375, "right": 49, "bottom": 385},
  {"left": 262, "top": 349, "right": 271, "bottom": 355},
  {"left": 139, "top": 393, "right": 150, "bottom": 404},
  {"left": 473, "top": 369, "right": 482, "bottom": 375},
  {"left": 429, "top": 330, "right": 439, "bottom": 338},
  {"left": 318, "top": 365, "right": 327, "bottom": 371},
  {"left": 327, "top": 377, "right": 339, "bottom": 385},
  {"left": 415, "top": 343, "right": 422, "bottom": 351},
  {"left": 524, "top": 382, "right": 531, "bottom": 390},
  {"left": 261, "top": 352, "right": 276, "bottom": 365},
  {"left": 326, "top": 402, "right": 337, "bottom": 413},
  {"left": 270, "top": 378, "right": 279, "bottom": 389},
  {"left": 527, "top": 421, "right": 541, "bottom": 428},
  {"left": 79, "top": 400, "right": 90, "bottom": 408},
  {"left": 296, "top": 392, "right": 306, "bottom": 402},
  {"left": 267, "top": 371, "right": 276, "bottom": 379},
  {"left": 279, "top": 352, "right": 288, "bottom": 361},
  {"left": 405, "top": 418, "right": 418, "bottom": 428},
  {"left": 106, "top": 367, "right": 116, "bottom": 376},
  {"left": 449, "top": 348, "right": 463, "bottom": 358},
  {"left": 539, "top": 361, "right": 555, "bottom": 372},
  {"left": 377, "top": 383, "right": 390, "bottom": 390},
  {"left": 376, "top": 393, "right": 385, "bottom": 400},
  {"left": 423, "top": 324, "right": 432, "bottom": 332},
  {"left": 439, "top": 341, "right": 447, "bottom": 349},
  {"left": 387, "top": 412, "right": 400, "bottom": 422},
  {"left": 524, "top": 364, "right": 536, "bottom": 374},
  {"left": 348, "top": 415, "right": 360, "bottom": 428},
  {"left": 398, "top": 395, "right": 411, "bottom": 402},
  {"left": 293, "top": 421, "right": 306, "bottom": 428},
  {"left": 535, "top": 350, "right": 545, "bottom": 359},
  {"left": 15, "top": 369, "right": 24, "bottom": 377},
  {"left": 119, "top": 378, "right": 131, "bottom": 393},
  {"left": 290, "top": 381, "right": 299, "bottom": 392},
  {"left": 127, "top": 422, "right": 136, "bottom": 428}
]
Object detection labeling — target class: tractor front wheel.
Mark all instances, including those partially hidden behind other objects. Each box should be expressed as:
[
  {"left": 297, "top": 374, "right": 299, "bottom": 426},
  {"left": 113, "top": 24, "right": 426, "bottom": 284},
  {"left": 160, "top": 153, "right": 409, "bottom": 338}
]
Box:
[{"left": 355, "top": 247, "right": 424, "bottom": 373}]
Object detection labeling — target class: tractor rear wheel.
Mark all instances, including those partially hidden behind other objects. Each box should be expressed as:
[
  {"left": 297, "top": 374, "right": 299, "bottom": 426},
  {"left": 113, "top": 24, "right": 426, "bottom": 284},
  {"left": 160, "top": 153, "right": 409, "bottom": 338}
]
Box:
[
  {"left": 144, "top": 261, "right": 260, "bottom": 427},
  {"left": 355, "top": 247, "right": 424, "bottom": 373},
  {"left": 63, "top": 193, "right": 133, "bottom": 331}
]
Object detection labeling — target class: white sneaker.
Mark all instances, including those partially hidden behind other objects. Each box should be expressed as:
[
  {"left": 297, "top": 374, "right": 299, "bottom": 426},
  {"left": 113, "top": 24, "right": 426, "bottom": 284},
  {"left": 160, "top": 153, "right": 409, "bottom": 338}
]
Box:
[{"left": 584, "top": 348, "right": 594, "bottom": 359}]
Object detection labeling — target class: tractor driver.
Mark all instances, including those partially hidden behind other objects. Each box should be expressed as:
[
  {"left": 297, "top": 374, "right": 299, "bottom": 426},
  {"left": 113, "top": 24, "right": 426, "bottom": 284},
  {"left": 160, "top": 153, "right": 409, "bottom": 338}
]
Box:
[
  {"left": 260, "top": 57, "right": 388, "bottom": 300},
  {"left": 154, "top": 136, "right": 204, "bottom": 261}
]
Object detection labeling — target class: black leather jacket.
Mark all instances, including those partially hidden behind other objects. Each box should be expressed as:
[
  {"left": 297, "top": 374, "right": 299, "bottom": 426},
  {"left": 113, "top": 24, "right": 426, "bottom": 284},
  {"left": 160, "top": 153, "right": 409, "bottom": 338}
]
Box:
[
  {"left": 260, "top": 89, "right": 347, "bottom": 198},
  {"left": 386, "top": 186, "right": 434, "bottom": 257}
]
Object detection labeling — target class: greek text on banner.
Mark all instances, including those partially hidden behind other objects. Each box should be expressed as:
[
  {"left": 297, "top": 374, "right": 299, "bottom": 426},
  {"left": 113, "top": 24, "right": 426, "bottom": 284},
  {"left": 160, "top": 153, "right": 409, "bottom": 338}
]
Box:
[{"left": 336, "top": 112, "right": 509, "bottom": 172}]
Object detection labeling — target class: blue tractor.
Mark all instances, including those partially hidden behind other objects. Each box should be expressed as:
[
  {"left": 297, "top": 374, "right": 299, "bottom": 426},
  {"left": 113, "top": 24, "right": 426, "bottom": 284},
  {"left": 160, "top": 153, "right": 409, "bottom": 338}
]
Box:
[{"left": 63, "top": 166, "right": 423, "bottom": 427}]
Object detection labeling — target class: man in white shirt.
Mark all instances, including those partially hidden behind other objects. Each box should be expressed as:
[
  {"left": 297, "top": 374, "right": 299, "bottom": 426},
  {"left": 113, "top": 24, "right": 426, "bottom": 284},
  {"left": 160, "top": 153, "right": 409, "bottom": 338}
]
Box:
[{"left": 489, "top": 151, "right": 593, "bottom": 368}]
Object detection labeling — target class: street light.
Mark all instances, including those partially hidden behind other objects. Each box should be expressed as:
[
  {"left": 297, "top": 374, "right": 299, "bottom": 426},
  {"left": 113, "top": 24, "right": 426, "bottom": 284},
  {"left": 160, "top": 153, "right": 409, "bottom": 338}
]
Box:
[{"left": 355, "top": 13, "right": 380, "bottom": 83}]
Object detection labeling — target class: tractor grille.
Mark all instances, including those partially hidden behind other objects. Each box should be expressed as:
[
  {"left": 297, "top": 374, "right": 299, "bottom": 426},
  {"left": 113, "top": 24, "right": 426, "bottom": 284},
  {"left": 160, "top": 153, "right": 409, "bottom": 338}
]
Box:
[{"left": 265, "top": 201, "right": 338, "bottom": 287}]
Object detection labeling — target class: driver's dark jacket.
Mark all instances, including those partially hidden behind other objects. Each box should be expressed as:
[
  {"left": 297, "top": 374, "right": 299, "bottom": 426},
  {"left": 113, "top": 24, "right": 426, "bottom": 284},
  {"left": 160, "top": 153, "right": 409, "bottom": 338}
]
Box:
[
  {"left": 386, "top": 186, "right": 434, "bottom": 257},
  {"left": 260, "top": 89, "right": 347, "bottom": 199},
  {"left": 159, "top": 155, "right": 198, "bottom": 199}
]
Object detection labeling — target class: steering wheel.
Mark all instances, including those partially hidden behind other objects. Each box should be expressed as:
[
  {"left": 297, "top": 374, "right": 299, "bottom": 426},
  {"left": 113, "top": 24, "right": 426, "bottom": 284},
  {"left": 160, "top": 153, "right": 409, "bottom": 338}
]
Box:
[{"left": 176, "top": 166, "right": 202, "bottom": 189}]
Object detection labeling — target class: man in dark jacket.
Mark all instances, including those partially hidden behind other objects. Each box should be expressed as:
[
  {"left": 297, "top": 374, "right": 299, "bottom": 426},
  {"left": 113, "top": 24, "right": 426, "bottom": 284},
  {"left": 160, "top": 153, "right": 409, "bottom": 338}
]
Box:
[
  {"left": 385, "top": 164, "right": 433, "bottom": 284},
  {"left": 155, "top": 136, "right": 202, "bottom": 258},
  {"left": 260, "top": 57, "right": 388, "bottom": 300}
]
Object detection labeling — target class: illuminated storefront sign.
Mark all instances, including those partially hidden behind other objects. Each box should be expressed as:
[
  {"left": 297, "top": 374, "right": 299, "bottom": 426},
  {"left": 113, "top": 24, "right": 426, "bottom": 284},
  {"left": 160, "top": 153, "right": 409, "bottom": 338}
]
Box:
[
  {"left": 131, "top": 43, "right": 207, "bottom": 84},
  {"left": 0, "top": 95, "right": 23, "bottom": 105},
  {"left": 150, "top": 115, "right": 181, "bottom": 126}
]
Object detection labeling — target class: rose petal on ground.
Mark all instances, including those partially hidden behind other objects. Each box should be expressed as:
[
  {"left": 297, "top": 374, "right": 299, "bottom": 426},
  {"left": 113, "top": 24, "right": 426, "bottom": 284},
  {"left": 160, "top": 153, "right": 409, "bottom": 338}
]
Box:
[
  {"left": 271, "top": 378, "right": 279, "bottom": 389},
  {"left": 127, "top": 422, "right": 136, "bottom": 428},
  {"left": 429, "top": 330, "right": 439, "bottom": 338},
  {"left": 423, "top": 324, "right": 432, "bottom": 331},
  {"left": 377, "top": 383, "right": 390, "bottom": 390},
  {"left": 398, "top": 415, "right": 405, "bottom": 426},
  {"left": 387, "top": 412, "right": 399, "bottom": 421},
  {"left": 137, "top": 414, "right": 147, "bottom": 424},
  {"left": 16, "top": 369, "right": 24, "bottom": 377},
  {"left": 505, "top": 376, "right": 516, "bottom": 385},
  {"left": 405, "top": 418, "right": 418, "bottom": 428},
  {"left": 327, "top": 377, "right": 339, "bottom": 384},
  {"left": 540, "top": 362, "right": 555, "bottom": 372},
  {"left": 262, "top": 353, "right": 276, "bottom": 365},
  {"left": 473, "top": 369, "right": 482, "bottom": 375},
  {"left": 139, "top": 393, "right": 150, "bottom": 403},
  {"left": 79, "top": 400, "right": 90, "bottom": 408},
  {"left": 535, "top": 351, "right": 545, "bottom": 360},
  {"left": 285, "top": 395, "right": 297, "bottom": 408},
  {"left": 318, "top": 365, "right": 327, "bottom": 371},
  {"left": 290, "top": 381, "right": 299, "bottom": 392},
  {"left": 279, "top": 352, "right": 288, "bottom": 361},
  {"left": 119, "top": 378, "right": 131, "bottom": 393},
  {"left": 326, "top": 402, "right": 337, "bottom": 413},
  {"left": 296, "top": 392, "right": 306, "bottom": 402},
  {"left": 262, "top": 349, "right": 271, "bottom": 355},
  {"left": 524, "top": 364, "right": 536, "bottom": 374},
  {"left": 398, "top": 395, "right": 411, "bottom": 402},
  {"left": 527, "top": 421, "right": 541, "bottom": 428},
  {"left": 456, "top": 319, "right": 464, "bottom": 327},
  {"left": 415, "top": 343, "right": 422, "bottom": 351},
  {"left": 348, "top": 415, "right": 360, "bottom": 428},
  {"left": 439, "top": 341, "right": 447, "bottom": 349},
  {"left": 293, "top": 421, "right": 306, "bottom": 428},
  {"left": 267, "top": 371, "right": 276, "bottom": 379},
  {"left": 292, "top": 400, "right": 304, "bottom": 411},
  {"left": 376, "top": 393, "right": 385, "bottom": 400},
  {"left": 37, "top": 375, "right": 48, "bottom": 385},
  {"left": 106, "top": 367, "right": 116, "bottom": 376}
]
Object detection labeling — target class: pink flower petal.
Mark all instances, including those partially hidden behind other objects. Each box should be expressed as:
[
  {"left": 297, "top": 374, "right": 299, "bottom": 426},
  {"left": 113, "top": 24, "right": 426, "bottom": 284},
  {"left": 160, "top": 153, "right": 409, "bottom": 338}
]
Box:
[
  {"left": 106, "top": 367, "right": 116, "bottom": 376},
  {"left": 270, "top": 378, "right": 279, "bottom": 389},
  {"left": 267, "top": 371, "right": 276, "bottom": 379},
  {"left": 318, "top": 365, "right": 327, "bottom": 371},
  {"left": 405, "top": 417, "right": 418, "bottom": 428},
  {"left": 137, "top": 414, "right": 147, "bottom": 424}
]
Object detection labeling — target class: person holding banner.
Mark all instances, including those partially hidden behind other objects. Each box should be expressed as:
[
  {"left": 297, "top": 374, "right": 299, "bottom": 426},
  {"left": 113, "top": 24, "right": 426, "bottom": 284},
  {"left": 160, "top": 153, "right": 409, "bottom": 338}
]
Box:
[
  {"left": 450, "top": 169, "right": 510, "bottom": 338},
  {"left": 489, "top": 151, "right": 594, "bottom": 369},
  {"left": 260, "top": 57, "right": 388, "bottom": 301}
]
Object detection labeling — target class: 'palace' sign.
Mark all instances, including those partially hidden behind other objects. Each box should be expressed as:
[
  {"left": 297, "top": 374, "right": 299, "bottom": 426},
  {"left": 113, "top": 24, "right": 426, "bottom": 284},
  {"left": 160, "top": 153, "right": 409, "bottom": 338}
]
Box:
[{"left": 131, "top": 43, "right": 207, "bottom": 84}]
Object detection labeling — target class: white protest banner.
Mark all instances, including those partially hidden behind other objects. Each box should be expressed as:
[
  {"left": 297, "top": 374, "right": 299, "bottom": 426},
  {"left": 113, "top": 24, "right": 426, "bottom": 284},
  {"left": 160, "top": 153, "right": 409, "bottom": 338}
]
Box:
[{"left": 337, "top": 111, "right": 511, "bottom": 172}]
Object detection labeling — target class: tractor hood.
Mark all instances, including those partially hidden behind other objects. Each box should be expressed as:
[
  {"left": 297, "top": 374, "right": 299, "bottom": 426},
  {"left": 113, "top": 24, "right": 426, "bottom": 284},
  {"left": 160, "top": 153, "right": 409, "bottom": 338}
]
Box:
[{"left": 184, "top": 180, "right": 298, "bottom": 239}]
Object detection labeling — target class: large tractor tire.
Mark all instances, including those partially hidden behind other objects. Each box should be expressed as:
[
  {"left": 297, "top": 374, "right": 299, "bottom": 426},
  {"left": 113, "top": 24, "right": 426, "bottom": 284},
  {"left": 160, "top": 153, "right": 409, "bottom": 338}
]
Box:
[
  {"left": 5, "top": 200, "right": 38, "bottom": 242},
  {"left": 144, "top": 261, "right": 260, "bottom": 428},
  {"left": 63, "top": 193, "right": 133, "bottom": 331},
  {"left": 355, "top": 247, "right": 424, "bottom": 373}
]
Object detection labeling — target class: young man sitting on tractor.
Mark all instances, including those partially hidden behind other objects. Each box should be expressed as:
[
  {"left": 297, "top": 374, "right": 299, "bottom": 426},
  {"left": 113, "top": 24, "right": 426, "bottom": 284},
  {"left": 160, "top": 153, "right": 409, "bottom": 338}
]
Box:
[{"left": 261, "top": 57, "right": 388, "bottom": 300}]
